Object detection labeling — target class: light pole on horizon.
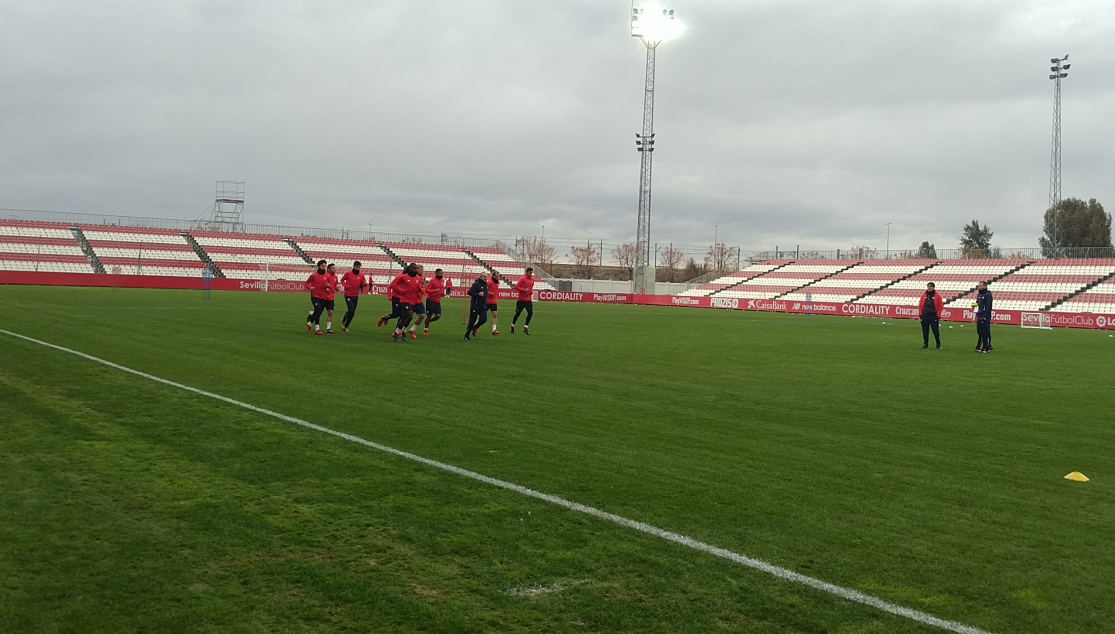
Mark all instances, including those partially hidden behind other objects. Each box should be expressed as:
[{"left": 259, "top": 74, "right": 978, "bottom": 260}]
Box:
[
  {"left": 631, "top": 3, "right": 683, "bottom": 295},
  {"left": 885, "top": 223, "right": 892, "bottom": 259},
  {"left": 1049, "top": 55, "right": 1070, "bottom": 255}
]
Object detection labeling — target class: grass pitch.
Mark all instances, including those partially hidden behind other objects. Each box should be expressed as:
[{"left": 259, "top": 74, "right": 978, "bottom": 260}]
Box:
[{"left": 2, "top": 285, "right": 1114, "bottom": 633}]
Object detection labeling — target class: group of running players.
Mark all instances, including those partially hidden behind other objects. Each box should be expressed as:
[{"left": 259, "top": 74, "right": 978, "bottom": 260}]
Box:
[{"left": 304, "top": 259, "right": 537, "bottom": 341}]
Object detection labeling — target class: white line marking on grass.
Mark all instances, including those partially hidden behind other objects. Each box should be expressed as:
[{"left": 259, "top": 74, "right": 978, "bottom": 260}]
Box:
[{"left": 0, "top": 327, "right": 992, "bottom": 634}]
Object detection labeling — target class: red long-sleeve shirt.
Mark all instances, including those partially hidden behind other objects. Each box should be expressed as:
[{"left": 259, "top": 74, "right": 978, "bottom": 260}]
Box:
[
  {"left": 390, "top": 273, "right": 424, "bottom": 305},
  {"left": 425, "top": 276, "right": 447, "bottom": 303},
  {"left": 514, "top": 275, "right": 535, "bottom": 301},
  {"left": 340, "top": 271, "right": 366, "bottom": 298},
  {"left": 486, "top": 277, "right": 499, "bottom": 305},
  {"left": 325, "top": 273, "right": 338, "bottom": 301},
  {"left": 306, "top": 271, "right": 331, "bottom": 299}
]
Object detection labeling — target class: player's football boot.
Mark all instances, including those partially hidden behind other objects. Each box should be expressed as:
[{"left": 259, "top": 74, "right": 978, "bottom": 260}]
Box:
[
  {"left": 307, "top": 325, "right": 312, "bottom": 334},
  {"left": 510, "top": 324, "right": 515, "bottom": 334},
  {"left": 392, "top": 331, "right": 399, "bottom": 341},
  {"left": 327, "top": 329, "right": 334, "bottom": 334},
  {"left": 423, "top": 328, "right": 429, "bottom": 336},
  {"left": 378, "top": 316, "right": 387, "bottom": 327},
  {"left": 492, "top": 330, "right": 500, "bottom": 335},
  {"left": 523, "top": 326, "right": 530, "bottom": 335},
  {"left": 411, "top": 331, "right": 418, "bottom": 339},
  {"left": 315, "top": 330, "right": 324, "bottom": 336}
]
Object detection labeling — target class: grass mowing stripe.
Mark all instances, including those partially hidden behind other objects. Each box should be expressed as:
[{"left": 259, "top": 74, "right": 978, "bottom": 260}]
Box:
[{"left": 0, "top": 326, "right": 993, "bottom": 634}]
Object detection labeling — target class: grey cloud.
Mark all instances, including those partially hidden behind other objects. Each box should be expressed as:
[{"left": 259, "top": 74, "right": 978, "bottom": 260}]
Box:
[{"left": 1, "top": 0, "right": 1112, "bottom": 254}]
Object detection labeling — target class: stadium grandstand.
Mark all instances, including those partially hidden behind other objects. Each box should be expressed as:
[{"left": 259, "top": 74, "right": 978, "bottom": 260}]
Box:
[
  {"left": 84, "top": 227, "right": 209, "bottom": 277},
  {"left": 1050, "top": 275, "right": 1115, "bottom": 314},
  {"left": 189, "top": 231, "right": 311, "bottom": 280},
  {"left": 468, "top": 246, "right": 556, "bottom": 291},
  {"left": 947, "top": 259, "right": 1115, "bottom": 312},
  {"left": 677, "top": 262, "right": 788, "bottom": 297},
  {"left": 0, "top": 221, "right": 96, "bottom": 274},
  {"left": 292, "top": 238, "right": 401, "bottom": 285},
  {"left": 855, "top": 259, "right": 1030, "bottom": 306},
  {"left": 713, "top": 261, "right": 853, "bottom": 300},
  {"left": 3, "top": 216, "right": 1114, "bottom": 315},
  {"left": 782, "top": 260, "right": 937, "bottom": 303}
]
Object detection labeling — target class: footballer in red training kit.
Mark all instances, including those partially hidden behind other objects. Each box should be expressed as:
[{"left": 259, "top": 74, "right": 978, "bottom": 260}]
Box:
[
  {"left": 422, "top": 268, "right": 448, "bottom": 335},
  {"left": 305, "top": 259, "right": 331, "bottom": 335}
]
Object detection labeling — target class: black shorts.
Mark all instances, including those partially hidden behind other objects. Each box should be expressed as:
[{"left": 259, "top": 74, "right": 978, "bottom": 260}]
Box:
[
  {"left": 324, "top": 299, "right": 335, "bottom": 311},
  {"left": 487, "top": 303, "right": 498, "bottom": 313},
  {"left": 426, "top": 300, "right": 442, "bottom": 315},
  {"left": 413, "top": 302, "right": 426, "bottom": 315},
  {"left": 399, "top": 302, "right": 417, "bottom": 316}
]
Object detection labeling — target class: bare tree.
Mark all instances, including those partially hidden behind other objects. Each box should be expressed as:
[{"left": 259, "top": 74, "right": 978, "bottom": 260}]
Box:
[
  {"left": 846, "top": 246, "right": 878, "bottom": 260},
  {"left": 514, "top": 236, "right": 556, "bottom": 270},
  {"left": 659, "top": 244, "right": 684, "bottom": 282},
  {"left": 569, "top": 243, "right": 598, "bottom": 279},
  {"left": 611, "top": 242, "right": 638, "bottom": 280},
  {"left": 705, "top": 242, "right": 733, "bottom": 273}
]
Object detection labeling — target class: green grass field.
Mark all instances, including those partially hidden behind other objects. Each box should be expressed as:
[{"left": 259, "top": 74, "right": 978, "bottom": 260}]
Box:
[{"left": 2, "top": 285, "right": 1114, "bottom": 633}]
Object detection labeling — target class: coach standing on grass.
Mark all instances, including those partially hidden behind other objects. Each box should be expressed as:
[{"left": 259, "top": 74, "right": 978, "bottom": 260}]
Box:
[
  {"left": 919, "top": 282, "right": 943, "bottom": 349},
  {"left": 974, "top": 281, "right": 994, "bottom": 353}
]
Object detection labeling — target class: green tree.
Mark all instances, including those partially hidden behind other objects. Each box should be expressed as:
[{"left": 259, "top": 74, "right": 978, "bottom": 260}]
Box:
[
  {"left": 959, "top": 220, "right": 993, "bottom": 257},
  {"left": 1039, "top": 198, "right": 1112, "bottom": 257},
  {"left": 916, "top": 241, "right": 937, "bottom": 258}
]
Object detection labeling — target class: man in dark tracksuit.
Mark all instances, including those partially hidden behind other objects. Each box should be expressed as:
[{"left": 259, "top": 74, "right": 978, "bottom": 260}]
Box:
[
  {"left": 918, "top": 282, "right": 943, "bottom": 349},
  {"left": 974, "top": 281, "right": 993, "bottom": 353},
  {"left": 465, "top": 275, "right": 489, "bottom": 341}
]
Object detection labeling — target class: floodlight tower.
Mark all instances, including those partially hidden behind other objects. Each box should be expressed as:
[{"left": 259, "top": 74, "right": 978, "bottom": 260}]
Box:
[
  {"left": 631, "top": 3, "right": 683, "bottom": 294},
  {"left": 1048, "top": 55, "right": 1069, "bottom": 254},
  {"left": 1048, "top": 56, "right": 1070, "bottom": 209}
]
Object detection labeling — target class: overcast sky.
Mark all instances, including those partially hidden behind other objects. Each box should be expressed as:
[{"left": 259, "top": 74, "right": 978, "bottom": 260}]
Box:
[{"left": 2, "top": 0, "right": 1112, "bottom": 252}]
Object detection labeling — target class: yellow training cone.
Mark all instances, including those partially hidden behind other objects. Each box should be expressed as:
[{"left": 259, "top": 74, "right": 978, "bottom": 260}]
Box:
[{"left": 1064, "top": 472, "right": 1090, "bottom": 482}]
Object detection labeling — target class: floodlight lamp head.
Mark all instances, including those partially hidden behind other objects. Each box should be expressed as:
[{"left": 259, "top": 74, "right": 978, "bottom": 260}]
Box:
[{"left": 631, "top": 2, "right": 684, "bottom": 45}]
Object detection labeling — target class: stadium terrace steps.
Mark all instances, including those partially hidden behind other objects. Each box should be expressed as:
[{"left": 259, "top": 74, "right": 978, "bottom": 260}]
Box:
[
  {"left": 857, "top": 259, "right": 1031, "bottom": 307},
  {"left": 190, "top": 232, "right": 309, "bottom": 280},
  {"left": 181, "top": 233, "right": 225, "bottom": 278},
  {"left": 713, "top": 261, "right": 856, "bottom": 301},
  {"left": 83, "top": 228, "right": 210, "bottom": 277},
  {"left": 0, "top": 221, "right": 97, "bottom": 273},
  {"left": 70, "top": 226, "right": 106, "bottom": 274},
  {"left": 781, "top": 260, "right": 938, "bottom": 303},
  {"left": 678, "top": 261, "right": 792, "bottom": 297},
  {"left": 293, "top": 239, "right": 401, "bottom": 285},
  {"left": 954, "top": 259, "right": 1115, "bottom": 313},
  {"left": 284, "top": 238, "right": 315, "bottom": 264},
  {"left": 1050, "top": 271, "right": 1115, "bottom": 314}
]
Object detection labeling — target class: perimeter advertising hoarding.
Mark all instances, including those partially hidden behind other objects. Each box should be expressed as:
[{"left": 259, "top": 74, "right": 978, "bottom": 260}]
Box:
[{"left": 4, "top": 272, "right": 1113, "bottom": 329}]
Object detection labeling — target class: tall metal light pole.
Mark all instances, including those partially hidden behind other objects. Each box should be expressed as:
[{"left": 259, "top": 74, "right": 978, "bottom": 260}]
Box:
[
  {"left": 631, "top": 3, "right": 683, "bottom": 294},
  {"left": 1048, "top": 55, "right": 1070, "bottom": 254},
  {"left": 885, "top": 222, "right": 892, "bottom": 259}
]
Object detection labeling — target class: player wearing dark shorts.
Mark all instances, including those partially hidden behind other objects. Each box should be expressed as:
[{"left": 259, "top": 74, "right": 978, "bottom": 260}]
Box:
[
  {"left": 304, "top": 260, "right": 330, "bottom": 336},
  {"left": 486, "top": 271, "right": 501, "bottom": 335},
  {"left": 340, "top": 261, "right": 366, "bottom": 332},
  {"left": 378, "top": 269, "right": 403, "bottom": 327},
  {"left": 511, "top": 267, "right": 536, "bottom": 335},
  {"left": 465, "top": 274, "right": 489, "bottom": 340},
  {"left": 389, "top": 263, "right": 423, "bottom": 343},
  {"left": 323, "top": 263, "right": 338, "bottom": 333},
  {"left": 422, "top": 268, "right": 447, "bottom": 335},
  {"left": 408, "top": 264, "right": 427, "bottom": 339}
]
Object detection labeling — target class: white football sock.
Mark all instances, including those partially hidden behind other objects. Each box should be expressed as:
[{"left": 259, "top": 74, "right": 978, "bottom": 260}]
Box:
[{"left": 326, "top": 321, "right": 332, "bottom": 330}]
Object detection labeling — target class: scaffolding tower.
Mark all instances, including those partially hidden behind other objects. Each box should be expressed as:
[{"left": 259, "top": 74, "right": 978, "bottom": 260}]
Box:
[{"left": 209, "top": 181, "right": 245, "bottom": 232}]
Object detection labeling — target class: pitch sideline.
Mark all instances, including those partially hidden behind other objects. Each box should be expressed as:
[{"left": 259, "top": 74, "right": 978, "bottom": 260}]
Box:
[{"left": 0, "top": 327, "right": 992, "bottom": 634}]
